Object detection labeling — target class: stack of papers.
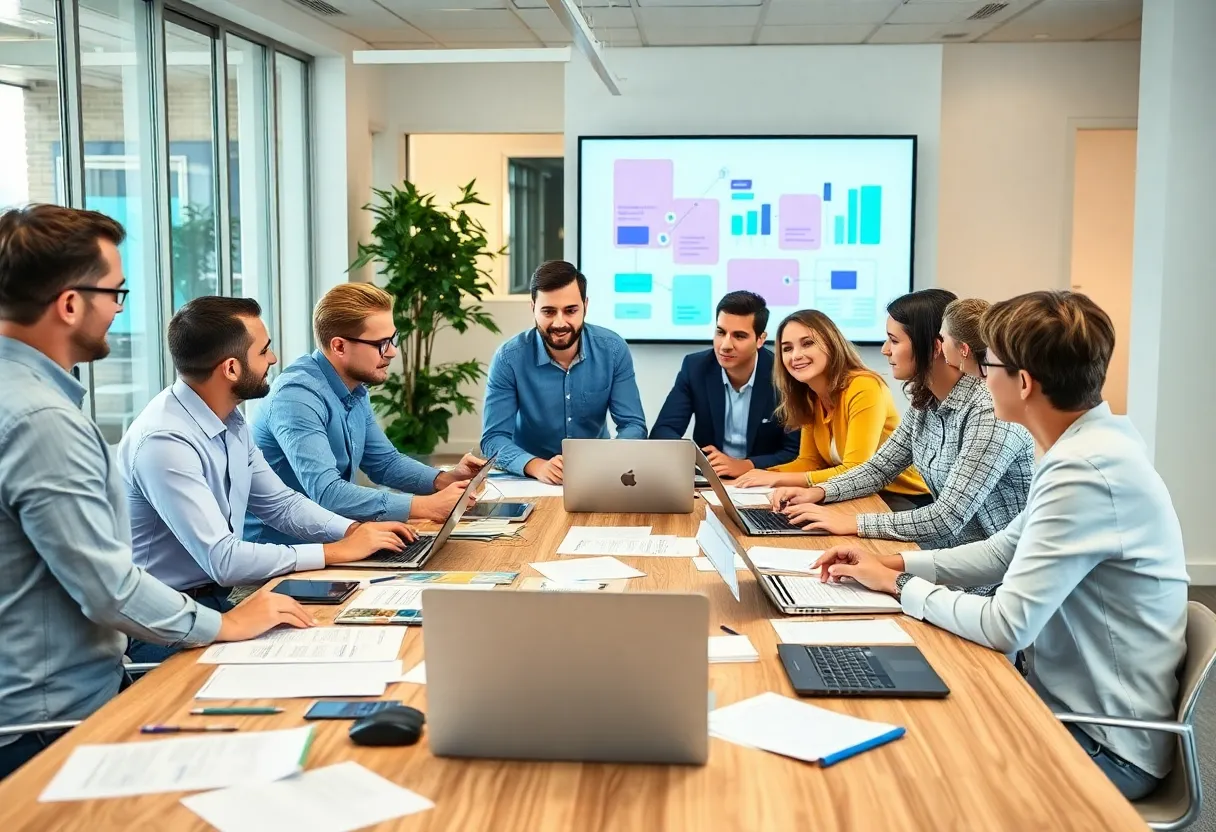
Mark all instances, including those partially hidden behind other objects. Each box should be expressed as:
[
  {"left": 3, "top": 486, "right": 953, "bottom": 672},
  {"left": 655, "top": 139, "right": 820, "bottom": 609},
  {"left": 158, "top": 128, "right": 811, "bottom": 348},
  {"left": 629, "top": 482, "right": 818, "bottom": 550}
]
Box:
[
  {"left": 701, "top": 486, "right": 773, "bottom": 508},
  {"left": 773, "top": 576, "right": 903, "bottom": 612},
  {"left": 448, "top": 519, "right": 520, "bottom": 540},
  {"left": 484, "top": 478, "right": 563, "bottom": 498},
  {"left": 196, "top": 663, "right": 402, "bottom": 699},
  {"left": 557, "top": 526, "right": 698, "bottom": 556},
  {"left": 530, "top": 556, "right": 646, "bottom": 582},
  {"left": 181, "top": 762, "right": 434, "bottom": 832},
  {"left": 40, "top": 726, "right": 315, "bottom": 801},
  {"left": 771, "top": 619, "right": 913, "bottom": 645},
  {"left": 710, "top": 692, "right": 905, "bottom": 766},
  {"left": 747, "top": 547, "right": 826, "bottom": 575},
  {"left": 708, "top": 635, "right": 759, "bottom": 664},
  {"left": 198, "top": 627, "right": 405, "bottom": 664},
  {"left": 335, "top": 583, "right": 494, "bottom": 625}
]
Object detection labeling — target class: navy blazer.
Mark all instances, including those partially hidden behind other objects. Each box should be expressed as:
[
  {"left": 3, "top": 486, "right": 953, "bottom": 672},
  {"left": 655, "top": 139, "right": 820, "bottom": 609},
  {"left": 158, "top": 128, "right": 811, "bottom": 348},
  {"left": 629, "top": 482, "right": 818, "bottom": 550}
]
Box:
[{"left": 649, "top": 348, "right": 799, "bottom": 469}]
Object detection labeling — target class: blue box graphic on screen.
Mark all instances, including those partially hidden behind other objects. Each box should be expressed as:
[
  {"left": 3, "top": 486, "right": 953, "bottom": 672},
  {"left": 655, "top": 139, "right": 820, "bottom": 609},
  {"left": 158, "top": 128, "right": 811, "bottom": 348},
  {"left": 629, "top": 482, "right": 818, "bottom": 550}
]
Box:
[
  {"left": 834, "top": 216, "right": 845, "bottom": 245},
  {"left": 617, "top": 226, "right": 649, "bottom": 245},
  {"left": 823, "top": 183, "right": 833, "bottom": 202},
  {"left": 760, "top": 204, "right": 772, "bottom": 235},
  {"left": 831, "top": 270, "right": 858, "bottom": 291},
  {"left": 860, "top": 185, "right": 882, "bottom": 245},
  {"left": 731, "top": 192, "right": 754, "bottom": 201},
  {"left": 746, "top": 211, "right": 758, "bottom": 236},
  {"left": 730, "top": 180, "right": 752, "bottom": 190},
  {"left": 615, "top": 303, "right": 652, "bottom": 320},
  {"left": 730, "top": 215, "right": 744, "bottom": 236},
  {"left": 672, "top": 275, "right": 712, "bottom": 326},
  {"left": 614, "top": 273, "right": 653, "bottom": 293},
  {"left": 847, "top": 189, "right": 858, "bottom": 245}
]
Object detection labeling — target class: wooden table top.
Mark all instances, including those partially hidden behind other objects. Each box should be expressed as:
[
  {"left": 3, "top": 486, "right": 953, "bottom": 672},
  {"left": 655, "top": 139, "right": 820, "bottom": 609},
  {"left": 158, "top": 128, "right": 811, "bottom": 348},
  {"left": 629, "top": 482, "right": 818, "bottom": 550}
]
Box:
[{"left": 0, "top": 494, "right": 1146, "bottom": 831}]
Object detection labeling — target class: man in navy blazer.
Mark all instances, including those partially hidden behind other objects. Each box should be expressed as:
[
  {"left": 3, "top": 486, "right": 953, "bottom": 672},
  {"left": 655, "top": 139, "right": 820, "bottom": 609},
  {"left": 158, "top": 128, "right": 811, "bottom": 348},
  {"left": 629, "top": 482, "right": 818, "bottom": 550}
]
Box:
[{"left": 650, "top": 291, "right": 799, "bottom": 478}]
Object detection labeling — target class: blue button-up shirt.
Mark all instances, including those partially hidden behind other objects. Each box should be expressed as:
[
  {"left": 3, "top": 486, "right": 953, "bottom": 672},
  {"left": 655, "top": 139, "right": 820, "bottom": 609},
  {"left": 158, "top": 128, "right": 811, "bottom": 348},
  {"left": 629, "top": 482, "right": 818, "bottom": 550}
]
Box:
[
  {"left": 481, "top": 323, "right": 648, "bottom": 476},
  {"left": 119, "top": 379, "right": 354, "bottom": 590},
  {"left": 248, "top": 350, "right": 441, "bottom": 543},
  {"left": 721, "top": 361, "right": 757, "bottom": 460},
  {"left": 0, "top": 337, "right": 220, "bottom": 743}
]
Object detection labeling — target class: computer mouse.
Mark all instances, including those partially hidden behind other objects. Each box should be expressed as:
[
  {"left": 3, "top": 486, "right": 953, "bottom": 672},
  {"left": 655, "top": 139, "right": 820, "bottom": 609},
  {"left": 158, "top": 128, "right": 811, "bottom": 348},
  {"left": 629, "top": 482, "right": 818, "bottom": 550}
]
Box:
[{"left": 348, "top": 705, "right": 426, "bottom": 747}]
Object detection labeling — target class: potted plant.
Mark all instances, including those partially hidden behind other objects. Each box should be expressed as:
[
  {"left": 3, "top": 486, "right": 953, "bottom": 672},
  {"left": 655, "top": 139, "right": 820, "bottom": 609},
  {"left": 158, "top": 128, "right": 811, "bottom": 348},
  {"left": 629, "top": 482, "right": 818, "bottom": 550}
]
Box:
[{"left": 351, "top": 181, "right": 502, "bottom": 457}]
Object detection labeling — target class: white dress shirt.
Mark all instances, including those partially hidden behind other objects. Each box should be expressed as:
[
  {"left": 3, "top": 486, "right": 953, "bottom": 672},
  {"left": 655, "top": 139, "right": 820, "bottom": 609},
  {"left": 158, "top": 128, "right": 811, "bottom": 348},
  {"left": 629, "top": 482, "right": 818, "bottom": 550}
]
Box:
[{"left": 721, "top": 360, "right": 757, "bottom": 460}]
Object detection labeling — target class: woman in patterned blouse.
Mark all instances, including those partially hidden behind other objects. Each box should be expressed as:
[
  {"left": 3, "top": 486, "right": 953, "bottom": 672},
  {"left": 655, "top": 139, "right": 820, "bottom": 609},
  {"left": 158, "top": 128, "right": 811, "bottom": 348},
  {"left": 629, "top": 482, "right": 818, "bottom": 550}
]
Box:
[{"left": 769, "top": 289, "right": 1035, "bottom": 551}]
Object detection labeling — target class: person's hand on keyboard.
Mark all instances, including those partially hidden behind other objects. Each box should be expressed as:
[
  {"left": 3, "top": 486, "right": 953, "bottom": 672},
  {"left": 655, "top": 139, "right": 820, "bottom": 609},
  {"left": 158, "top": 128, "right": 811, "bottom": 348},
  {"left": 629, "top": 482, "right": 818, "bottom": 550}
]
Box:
[
  {"left": 813, "top": 547, "right": 900, "bottom": 594},
  {"left": 324, "top": 521, "right": 419, "bottom": 565},
  {"left": 768, "top": 486, "right": 824, "bottom": 512},
  {"left": 780, "top": 502, "right": 858, "bottom": 536}
]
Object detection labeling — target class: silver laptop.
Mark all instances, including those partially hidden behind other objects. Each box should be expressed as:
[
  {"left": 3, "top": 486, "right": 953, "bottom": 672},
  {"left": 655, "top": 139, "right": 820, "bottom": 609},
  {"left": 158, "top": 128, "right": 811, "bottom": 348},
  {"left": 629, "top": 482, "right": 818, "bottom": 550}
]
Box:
[
  {"left": 562, "top": 439, "right": 694, "bottom": 513},
  {"left": 333, "top": 453, "right": 497, "bottom": 570},
  {"left": 695, "top": 445, "right": 826, "bottom": 536},
  {"left": 423, "top": 589, "right": 709, "bottom": 764},
  {"left": 699, "top": 499, "right": 900, "bottom": 616}
]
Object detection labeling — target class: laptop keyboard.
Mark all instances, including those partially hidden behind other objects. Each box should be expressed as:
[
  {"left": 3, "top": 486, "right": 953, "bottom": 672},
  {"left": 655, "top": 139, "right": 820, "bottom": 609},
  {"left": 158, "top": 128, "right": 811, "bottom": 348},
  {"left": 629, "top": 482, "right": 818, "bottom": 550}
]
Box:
[
  {"left": 804, "top": 646, "right": 896, "bottom": 691},
  {"left": 739, "top": 508, "right": 803, "bottom": 532},
  {"left": 367, "top": 538, "right": 432, "bottom": 565}
]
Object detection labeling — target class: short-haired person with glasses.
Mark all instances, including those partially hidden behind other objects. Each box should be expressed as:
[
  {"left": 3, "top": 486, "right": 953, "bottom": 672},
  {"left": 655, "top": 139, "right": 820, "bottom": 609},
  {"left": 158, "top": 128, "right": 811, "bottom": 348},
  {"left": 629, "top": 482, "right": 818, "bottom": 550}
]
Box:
[
  {"left": 815, "top": 291, "right": 1188, "bottom": 799},
  {"left": 249, "top": 283, "right": 484, "bottom": 543},
  {"left": 481, "top": 260, "right": 646, "bottom": 483},
  {"left": 0, "top": 206, "right": 318, "bottom": 778},
  {"left": 119, "top": 295, "right": 419, "bottom": 662},
  {"left": 649, "top": 291, "right": 799, "bottom": 477}
]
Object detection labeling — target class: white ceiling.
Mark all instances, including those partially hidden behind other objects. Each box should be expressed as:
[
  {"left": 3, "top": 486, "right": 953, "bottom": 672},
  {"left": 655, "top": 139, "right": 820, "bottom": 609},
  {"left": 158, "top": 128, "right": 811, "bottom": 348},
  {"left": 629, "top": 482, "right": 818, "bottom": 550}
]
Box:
[{"left": 278, "top": 0, "right": 1142, "bottom": 49}]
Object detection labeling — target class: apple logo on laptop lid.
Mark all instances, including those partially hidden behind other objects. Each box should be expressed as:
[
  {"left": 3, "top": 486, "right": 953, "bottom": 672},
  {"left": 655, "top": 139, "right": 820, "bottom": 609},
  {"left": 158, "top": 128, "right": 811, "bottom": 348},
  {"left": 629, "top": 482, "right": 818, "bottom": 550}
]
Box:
[{"left": 620, "top": 470, "right": 637, "bottom": 487}]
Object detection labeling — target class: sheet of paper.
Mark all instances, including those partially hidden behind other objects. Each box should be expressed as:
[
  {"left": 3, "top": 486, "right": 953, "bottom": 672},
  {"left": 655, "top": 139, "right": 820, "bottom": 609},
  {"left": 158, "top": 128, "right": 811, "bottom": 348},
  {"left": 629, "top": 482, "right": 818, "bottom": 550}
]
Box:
[
  {"left": 701, "top": 486, "right": 774, "bottom": 508},
  {"left": 485, "top": 478, "right": 563, "bottom": 498},
  {"left": 198, "top": 627, "right": 405, "bottom": 665},
  {"left": 696, "top": 514, "right": 741, "bottom": 601},
  {"left": 564, "top": 525, "right": 652, "bottom": 538},
  {"left": 708, "top": 635, "right": 759, "bottom": 663},
  {"left": 40, "top": 726, "right": 314, "bottom": 802},
  {"left": 195, "top": 663, "right": 397, "bottom": 700},
  {"left": 747, "top": 547, "right": 826, "bottom": 575},
  {"left": 344, "top": 582, "right": 494, "bottom": 612},
  {"left": 531, "top": 556, "right": 646, "bottom": 582},
  {"left": 694, "top": 555, "right": 746, "bottom": 572},
  {"left": 709, "top": 692, "right": 903, "bottom": 764},
  {"left": 397, "top": 661, "right": 426, "bottom": 685},
  {"left": 557, "top": 534, "right": 698, "bottom": 556},
  {"left": 773, "top": 576, "right": 903, "bottom": 611},
  {"left": 771, "top": 619, "right": 913, "bottom": 645},
  {"left": 181, "top": 761, "right": 434, "bottom": 832}
]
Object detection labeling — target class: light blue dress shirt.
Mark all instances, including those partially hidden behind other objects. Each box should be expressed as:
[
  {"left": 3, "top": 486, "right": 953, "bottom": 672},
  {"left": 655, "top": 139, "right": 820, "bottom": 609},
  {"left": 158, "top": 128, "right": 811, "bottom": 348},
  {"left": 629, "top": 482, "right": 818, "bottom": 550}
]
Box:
[
  {"left": 899, "top": 404, "right": 1189, "bottom": 778},
  {"left": 720, "top": 361, "right": 757, "bottom": 460},
  {"left": 481, "top": 323, "right": 648, "bottom": 476},
  {"left": 119, "top": 379, "right": 354, "bottom": 590},
  {"left": 0, "top": 337, "right": 220, "bottom": 744},
  {"left": 248, "top": 350, "right": 441, "bottom": 544}
]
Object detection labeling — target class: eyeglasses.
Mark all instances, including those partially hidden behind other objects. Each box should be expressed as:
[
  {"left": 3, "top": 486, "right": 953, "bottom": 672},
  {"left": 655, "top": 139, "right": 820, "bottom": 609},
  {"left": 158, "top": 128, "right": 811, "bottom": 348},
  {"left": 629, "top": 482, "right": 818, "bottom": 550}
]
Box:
[
  {"left": 56, "top": 286, "right": 129, "bottom": 306},
  {"left": 342, "top": 331, "right": 400, "bottom": 357},
  {"left": 978, "top": 361, "right": 1016, "bottom": 379}
]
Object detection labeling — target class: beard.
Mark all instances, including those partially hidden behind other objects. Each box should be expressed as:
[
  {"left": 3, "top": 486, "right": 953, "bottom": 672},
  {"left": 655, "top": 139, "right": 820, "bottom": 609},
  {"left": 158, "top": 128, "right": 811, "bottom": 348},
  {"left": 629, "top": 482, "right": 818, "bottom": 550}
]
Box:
[
  {"left": 539, "top": 321, "right": 584, "bottom": 352},
  {"left": 71, "top": 308, "right": 111, "bottom": 362},
  {"left": 233, "top": 362, "right": 271, "bottom": 400},
  {"left": 348, "top": 360, "right": 391, "bottom": 387}
]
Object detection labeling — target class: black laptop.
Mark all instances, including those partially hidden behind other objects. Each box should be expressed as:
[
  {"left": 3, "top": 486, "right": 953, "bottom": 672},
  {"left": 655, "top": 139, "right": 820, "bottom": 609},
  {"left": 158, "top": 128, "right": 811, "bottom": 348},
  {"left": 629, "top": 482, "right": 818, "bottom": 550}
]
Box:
[{"left": 778, "top": 644, "right": 950, "bottom": 698}]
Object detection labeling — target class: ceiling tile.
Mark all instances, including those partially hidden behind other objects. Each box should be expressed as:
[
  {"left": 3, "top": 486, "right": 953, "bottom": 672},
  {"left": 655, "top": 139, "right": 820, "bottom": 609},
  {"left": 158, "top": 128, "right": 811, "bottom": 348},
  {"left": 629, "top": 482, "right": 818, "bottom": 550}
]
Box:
[
  {"left": 578, "top": 7, "right": 641, "bottom": 27},
  {"left": 636, "top": 0, "right": 762, "bottom": 6},
  {"left": 594, "top": 27, "right": 644, "bottom": 46},
  {"left": 1095, "top": 17, "right": 1141, "bottom": 40},
  {"left": 643, "top": 25, "right": 755, "bottom": 45},
  {"left": 981, "top": 0, "right": 1141, "bottom": 41},
  {"left": 377, "top": 0, "right": 510, "bottom": 11},
  {"left": 511, "top": 0, "right": 630, "bottom": 7},
  {"left": 763, "top": 1, "right": 901, "bottom": 26},
  {"left": 428, "top": 27, "right": 544, "bottom": 43},
  {"left": 399, "top": 10, "right": 528, "bottom": 31},
  {"left": 437, "top": 41, "right": 548, "bottom": 48},
  {"left": 347, "top": 25, "right": 434, "bottom": 43},
  {"left": 887, "top": 2, "right": 987, "bottom": 25},
  {"left": 866, "top": 23, "right": 949, "bottom": 42},
  {"left": 635, "top": 6, "right": 762, "bottom": 27},
  {"left": 757, "top": 23, "right": 877, "bottom": 44},
  {"left": 513, "top": 8, "right": 561, "bottom": 28}
]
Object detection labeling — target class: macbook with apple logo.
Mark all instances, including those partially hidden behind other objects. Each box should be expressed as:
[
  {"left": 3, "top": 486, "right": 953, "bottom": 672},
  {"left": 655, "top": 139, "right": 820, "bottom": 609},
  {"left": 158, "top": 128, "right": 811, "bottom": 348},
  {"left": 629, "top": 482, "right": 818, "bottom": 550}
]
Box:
[{"left": 562, "top": 439, "right": 694, "bottom": 514}]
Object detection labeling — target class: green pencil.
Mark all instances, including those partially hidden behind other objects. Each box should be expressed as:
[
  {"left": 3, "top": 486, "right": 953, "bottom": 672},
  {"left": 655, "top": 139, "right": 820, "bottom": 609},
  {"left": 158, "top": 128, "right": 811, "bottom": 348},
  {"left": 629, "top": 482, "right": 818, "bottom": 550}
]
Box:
[{"left": 189, "top": 707, "right": 283, "bottom": 715}]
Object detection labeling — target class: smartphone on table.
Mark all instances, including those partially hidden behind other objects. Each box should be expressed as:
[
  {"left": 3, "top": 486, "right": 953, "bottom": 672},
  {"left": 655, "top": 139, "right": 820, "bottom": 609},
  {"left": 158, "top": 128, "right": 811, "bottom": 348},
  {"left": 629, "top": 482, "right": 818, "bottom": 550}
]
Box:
[
  {"left": 271, "top": 579, "right": 360, "bottom": 605},
  {"left": 304, "top": 700, "right": 403, "bottom": 720}
]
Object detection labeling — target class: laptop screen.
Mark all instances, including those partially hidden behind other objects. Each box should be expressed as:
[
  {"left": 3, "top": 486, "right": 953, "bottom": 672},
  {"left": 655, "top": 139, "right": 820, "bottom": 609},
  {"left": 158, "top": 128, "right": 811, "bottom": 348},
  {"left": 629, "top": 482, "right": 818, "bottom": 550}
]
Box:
[
  {"left": 428, "top": 453, "right": 499, "bottom": 549},
  {"left": 697, "top": 507, "right": 742, "bottom": 602}
]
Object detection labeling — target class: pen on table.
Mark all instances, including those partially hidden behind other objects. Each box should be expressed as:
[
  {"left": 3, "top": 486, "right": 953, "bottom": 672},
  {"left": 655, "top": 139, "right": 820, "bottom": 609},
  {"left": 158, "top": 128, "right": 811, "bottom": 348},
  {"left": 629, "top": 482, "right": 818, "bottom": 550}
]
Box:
[
  {"left": 719, "top": 625, "right": 741, "bottom": 636},
  {"left": 189, "top": 707, "right": 282, "bottom": 716},
  {"left": 368, "top": 574, "right": 409, "bottom": 585},
  {"left": 141, "top": 725, "right": 238, "bottom": 734}
]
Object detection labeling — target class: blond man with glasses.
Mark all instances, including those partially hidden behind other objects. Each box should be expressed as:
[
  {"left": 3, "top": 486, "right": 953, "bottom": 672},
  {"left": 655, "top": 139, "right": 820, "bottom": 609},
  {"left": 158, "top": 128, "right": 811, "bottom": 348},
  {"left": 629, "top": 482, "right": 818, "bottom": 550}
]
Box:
[{"left": 249, "top": 283, "right": 484, "bottom": 545}]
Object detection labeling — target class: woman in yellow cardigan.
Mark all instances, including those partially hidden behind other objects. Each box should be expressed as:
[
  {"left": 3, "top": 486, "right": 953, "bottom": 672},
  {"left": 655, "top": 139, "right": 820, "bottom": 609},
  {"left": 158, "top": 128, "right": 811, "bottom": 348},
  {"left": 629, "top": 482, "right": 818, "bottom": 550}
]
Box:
[{"left": 734, "top": 309, "right": 930, "bottom": 510}]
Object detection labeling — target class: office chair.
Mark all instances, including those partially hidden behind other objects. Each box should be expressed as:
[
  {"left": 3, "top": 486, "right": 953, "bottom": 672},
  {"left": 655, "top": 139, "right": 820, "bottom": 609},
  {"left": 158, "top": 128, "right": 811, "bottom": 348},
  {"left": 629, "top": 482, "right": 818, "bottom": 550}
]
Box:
[
  {"left": 1056, "top": 601, "right": 1216, "bottom": 831},
  {"left": 0, "top": 663, "right": 161, "bottom": 746}
]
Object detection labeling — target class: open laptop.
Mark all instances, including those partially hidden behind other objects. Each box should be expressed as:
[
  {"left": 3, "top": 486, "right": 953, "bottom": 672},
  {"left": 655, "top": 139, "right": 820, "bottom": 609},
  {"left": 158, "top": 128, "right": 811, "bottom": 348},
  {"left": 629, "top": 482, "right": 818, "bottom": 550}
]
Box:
[
  {"left": 422, "top": 589, "right": 709, "bottom": 764},
  {"left": 563, "top": 439, "right": 694, "bottom": 514},
  {"left": 694, "top": 445, "right": 825, "bottom": 536},
  {"left": 333, "top": 453, "right": 497, "bottom": 570}
]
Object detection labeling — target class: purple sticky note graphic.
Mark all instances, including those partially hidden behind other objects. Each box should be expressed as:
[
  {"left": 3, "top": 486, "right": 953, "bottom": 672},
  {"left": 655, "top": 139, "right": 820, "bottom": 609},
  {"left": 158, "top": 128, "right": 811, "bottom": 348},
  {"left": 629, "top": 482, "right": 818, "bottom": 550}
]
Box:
[
  {"left": 727, "top": 259, "right": 800, "bottom": 306},
  {"left": 670, "top": 198, "right": 720, "bottom": 265},
  {"left": 614, "top": 159, "right": 673, "bottom": 249},
  {"left": 779, "top": 195, "right": 822, "bottom": 250}
]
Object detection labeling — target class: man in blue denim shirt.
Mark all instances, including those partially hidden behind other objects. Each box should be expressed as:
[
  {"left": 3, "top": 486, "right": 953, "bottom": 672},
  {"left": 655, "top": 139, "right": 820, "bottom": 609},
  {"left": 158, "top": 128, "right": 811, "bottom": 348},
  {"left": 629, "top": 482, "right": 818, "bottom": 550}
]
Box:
[
  {"left": 249, "top": 283, "right": 484, "bottom": 542},
  {"left": 480, "top": 261, "right": 647, "bottom": 482},
  {"left": 0, "top": 206, "right": 313, "bottom": 779}
]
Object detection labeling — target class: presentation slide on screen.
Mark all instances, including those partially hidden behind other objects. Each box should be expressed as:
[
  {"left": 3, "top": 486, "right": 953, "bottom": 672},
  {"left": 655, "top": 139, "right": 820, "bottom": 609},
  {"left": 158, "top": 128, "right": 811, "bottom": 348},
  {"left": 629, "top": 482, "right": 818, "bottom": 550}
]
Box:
[{"left": 578, "top": 137, "right": 915, "bottom": 343}]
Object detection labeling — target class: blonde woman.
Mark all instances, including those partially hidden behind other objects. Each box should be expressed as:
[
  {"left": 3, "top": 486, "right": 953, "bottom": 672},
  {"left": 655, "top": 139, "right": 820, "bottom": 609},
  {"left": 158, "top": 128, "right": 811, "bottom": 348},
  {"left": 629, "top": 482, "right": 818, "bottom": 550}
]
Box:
[
  {"left": 941, "top": 298, "right": 990, "bottom": 377},
  {"left": 734, "top": 309, "right": 929, "bottom": 511}
]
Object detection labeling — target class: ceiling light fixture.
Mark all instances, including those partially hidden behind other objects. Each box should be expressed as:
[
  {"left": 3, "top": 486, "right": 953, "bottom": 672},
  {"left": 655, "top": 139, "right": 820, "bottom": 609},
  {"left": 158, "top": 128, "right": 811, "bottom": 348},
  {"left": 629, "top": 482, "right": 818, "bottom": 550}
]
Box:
[{"left": 546, "top": 0, "right": 621, "bottom": 95}]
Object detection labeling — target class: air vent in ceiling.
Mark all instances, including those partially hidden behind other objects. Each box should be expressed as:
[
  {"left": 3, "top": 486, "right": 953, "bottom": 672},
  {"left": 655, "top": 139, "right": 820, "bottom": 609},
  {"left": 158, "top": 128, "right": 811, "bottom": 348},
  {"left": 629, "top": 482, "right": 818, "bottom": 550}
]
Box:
[
  {"left": 968, "top": 3, "right": 1008, "bottom": 21},
  {"left": 291, "top": 0, "right": 344, "bottom": 16},
  {"left": 940, "top": 33, "right": 968, "bottom": 40}
]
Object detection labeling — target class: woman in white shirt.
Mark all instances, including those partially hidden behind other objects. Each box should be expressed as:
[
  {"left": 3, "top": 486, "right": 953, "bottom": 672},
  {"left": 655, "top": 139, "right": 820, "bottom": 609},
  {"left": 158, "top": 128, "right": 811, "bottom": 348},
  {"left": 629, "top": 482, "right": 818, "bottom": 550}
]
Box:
[{"left": 814, "top": 291, "right": 1189, "bottom": 799}]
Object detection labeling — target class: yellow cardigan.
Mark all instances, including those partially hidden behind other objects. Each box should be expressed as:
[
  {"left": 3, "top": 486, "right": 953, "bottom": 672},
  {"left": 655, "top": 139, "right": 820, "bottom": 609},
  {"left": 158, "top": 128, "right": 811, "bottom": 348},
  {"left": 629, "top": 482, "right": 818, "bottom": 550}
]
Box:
[{"left": 771, "top": 374, "right": 928, "bottom": 496}]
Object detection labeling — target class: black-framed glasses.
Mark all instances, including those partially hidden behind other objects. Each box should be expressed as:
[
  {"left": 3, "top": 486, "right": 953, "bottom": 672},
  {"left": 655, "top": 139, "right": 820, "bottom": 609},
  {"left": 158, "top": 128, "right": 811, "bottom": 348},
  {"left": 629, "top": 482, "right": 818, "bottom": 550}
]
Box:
[
  {"left": 978, "top": 361, "right": 1016, "bottom": 379},
  {"left": 342, "top": 331, "right": 399, "bottom": 357},
  {"left": 57, "top": 286, "right": 129, "bottom": 306}
]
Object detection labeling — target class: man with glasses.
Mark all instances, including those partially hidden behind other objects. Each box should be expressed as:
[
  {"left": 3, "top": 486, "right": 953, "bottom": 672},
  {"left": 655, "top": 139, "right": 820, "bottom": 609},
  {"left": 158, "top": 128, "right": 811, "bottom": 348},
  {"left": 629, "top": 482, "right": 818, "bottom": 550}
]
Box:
[
  {"left": 248, "top": 283, "right": 484, "bottom": 546},
  {"left": 119, "top": 295, "right": 419, "bottom": 661}
]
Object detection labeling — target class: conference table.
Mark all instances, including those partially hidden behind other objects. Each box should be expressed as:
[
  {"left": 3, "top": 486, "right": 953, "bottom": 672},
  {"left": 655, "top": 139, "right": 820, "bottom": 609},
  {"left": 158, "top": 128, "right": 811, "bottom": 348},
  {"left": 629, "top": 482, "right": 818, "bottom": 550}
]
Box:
[{"left": 0, "top": 493, "right": 1147, "bottom": 831}]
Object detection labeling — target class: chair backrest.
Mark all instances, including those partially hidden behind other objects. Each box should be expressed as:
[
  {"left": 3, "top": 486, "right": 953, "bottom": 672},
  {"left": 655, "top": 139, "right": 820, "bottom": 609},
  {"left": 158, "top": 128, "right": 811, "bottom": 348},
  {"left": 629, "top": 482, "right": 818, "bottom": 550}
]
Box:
[{"left": 1178, "top": 601, "right": 1216, "bottom": 724}]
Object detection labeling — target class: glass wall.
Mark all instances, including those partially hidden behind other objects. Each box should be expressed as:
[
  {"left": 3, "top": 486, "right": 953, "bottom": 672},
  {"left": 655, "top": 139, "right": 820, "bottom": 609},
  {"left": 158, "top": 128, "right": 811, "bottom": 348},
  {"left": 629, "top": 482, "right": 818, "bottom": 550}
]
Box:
[{"left": 1, "top": 0, "right": 313, "bottom": 443}]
